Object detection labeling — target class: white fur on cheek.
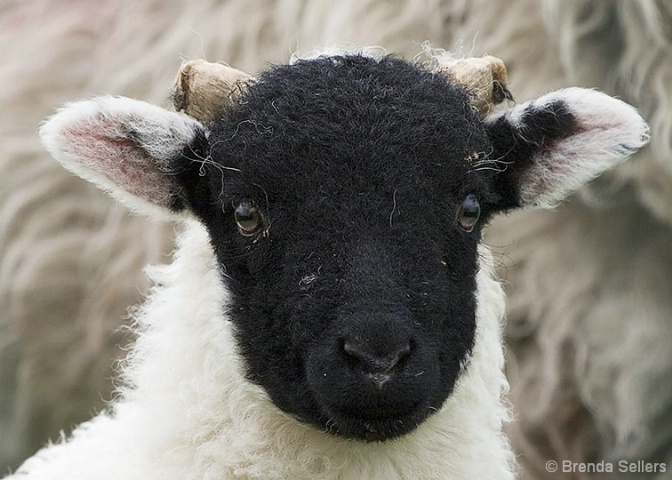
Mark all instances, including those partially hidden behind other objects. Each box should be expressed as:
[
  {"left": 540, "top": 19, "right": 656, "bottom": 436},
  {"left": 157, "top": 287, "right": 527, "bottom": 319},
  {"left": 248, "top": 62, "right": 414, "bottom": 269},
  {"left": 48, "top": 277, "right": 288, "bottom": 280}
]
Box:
[
  {"left": 38, "top": 96, "right": 204, "bottom": 220},
  {"left": 493, "top": 87, "right": 650, "bottom": 209}
]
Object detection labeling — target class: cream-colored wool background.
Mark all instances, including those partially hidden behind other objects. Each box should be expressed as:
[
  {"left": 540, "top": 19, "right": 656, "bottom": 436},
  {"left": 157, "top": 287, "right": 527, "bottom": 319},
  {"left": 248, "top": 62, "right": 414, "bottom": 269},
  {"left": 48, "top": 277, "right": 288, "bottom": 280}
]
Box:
[{"left": 1, "top": 0, "right": 671, "bottom": 477}]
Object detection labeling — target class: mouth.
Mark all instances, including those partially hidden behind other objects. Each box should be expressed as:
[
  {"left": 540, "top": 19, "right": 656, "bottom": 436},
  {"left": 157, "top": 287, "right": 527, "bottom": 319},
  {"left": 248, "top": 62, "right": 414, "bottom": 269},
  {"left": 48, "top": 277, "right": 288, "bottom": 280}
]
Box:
[{"left": 323, "top": 401, "right": 431, "bottom": 442}]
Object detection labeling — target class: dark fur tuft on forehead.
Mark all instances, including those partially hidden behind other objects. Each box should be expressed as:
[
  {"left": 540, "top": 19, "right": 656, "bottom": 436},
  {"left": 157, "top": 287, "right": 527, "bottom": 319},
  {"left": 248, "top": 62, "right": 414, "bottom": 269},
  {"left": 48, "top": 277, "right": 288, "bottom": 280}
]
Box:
[{"left": 206, "top": 54, "right": 492, "bottom": 199}]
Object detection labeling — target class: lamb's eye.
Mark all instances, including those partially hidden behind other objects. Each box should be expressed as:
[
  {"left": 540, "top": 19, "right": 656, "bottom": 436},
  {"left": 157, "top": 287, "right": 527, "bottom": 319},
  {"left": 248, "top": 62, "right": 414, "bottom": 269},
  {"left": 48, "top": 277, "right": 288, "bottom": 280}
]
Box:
[
  {"left": 234, "top": 201, "right": 263, "bottom": 236},
  {"left": 457, "top": 194, "right": 480, "bottom": 232}
]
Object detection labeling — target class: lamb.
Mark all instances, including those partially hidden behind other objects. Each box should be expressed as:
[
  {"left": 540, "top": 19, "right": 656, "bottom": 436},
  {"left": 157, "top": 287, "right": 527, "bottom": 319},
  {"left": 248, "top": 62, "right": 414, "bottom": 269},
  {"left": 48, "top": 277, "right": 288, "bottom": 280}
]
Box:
[
  {"left": 4, "top": 1, "right": 672, "bottom": 476},
  {"left": 5, "top": 49, "right": 648, "bottom": 479}
]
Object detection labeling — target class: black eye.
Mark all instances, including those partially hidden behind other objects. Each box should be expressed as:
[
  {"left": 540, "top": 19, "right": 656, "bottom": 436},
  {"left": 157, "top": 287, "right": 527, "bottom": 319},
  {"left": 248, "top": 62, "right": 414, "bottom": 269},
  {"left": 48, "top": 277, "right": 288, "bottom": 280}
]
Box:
[
  {"left": 234, "top": 201, "right": 264, "bottom": 236},
  {"left": 457, "top": 194, "right": 481, "bottom": 232}
]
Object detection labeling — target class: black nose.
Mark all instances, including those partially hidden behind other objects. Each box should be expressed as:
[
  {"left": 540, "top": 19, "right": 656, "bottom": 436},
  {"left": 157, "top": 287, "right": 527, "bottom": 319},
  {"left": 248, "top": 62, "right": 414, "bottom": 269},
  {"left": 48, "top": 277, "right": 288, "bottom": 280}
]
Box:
[{"left": 342, "top": 338, "right": 411, "bottom": 375}]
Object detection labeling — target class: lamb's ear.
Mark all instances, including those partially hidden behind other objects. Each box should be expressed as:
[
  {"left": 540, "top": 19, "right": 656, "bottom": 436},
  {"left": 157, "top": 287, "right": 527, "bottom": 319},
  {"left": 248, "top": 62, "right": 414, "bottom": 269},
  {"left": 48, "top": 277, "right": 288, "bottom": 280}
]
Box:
[
  {"left": 485, "top": 88, "right": 650, "bottom": 210},
  {"left": 39, "top": 96, "right": 208, "bottom": 220}
]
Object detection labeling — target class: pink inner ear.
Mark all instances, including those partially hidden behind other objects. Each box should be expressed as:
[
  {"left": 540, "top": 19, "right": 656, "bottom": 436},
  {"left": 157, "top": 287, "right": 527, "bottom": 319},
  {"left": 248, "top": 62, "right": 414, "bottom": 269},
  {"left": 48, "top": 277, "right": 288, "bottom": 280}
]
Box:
[
  {"left": 518, "top": 145, "right": 580, "bottom": 205},
  {"left": 62, "top": 123, "right": 174, "bottom": 208}
]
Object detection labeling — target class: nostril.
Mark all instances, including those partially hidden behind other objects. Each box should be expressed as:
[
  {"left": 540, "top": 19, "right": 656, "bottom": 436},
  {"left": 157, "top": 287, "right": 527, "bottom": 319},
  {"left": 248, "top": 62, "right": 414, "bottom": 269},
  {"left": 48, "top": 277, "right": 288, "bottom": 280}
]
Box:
[
  {"left": 342, "top": 339, "right": 411, "bottom": 374},
  {"left": 342, "top": 340, "right": 366, "bottom": 366}
]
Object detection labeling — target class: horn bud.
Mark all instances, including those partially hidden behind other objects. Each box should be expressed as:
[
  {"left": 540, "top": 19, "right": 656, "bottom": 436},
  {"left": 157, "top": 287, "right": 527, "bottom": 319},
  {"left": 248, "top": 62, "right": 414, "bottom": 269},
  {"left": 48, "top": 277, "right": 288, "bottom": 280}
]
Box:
[
  {"left": 437, "top": 55, "right": 514, "bottom": 117},
  {"left": 172, "top": 59, "right": 254, "bottom": 123},
  {"left": 173, "top": 55, "right": 512, "bottom": 122}
]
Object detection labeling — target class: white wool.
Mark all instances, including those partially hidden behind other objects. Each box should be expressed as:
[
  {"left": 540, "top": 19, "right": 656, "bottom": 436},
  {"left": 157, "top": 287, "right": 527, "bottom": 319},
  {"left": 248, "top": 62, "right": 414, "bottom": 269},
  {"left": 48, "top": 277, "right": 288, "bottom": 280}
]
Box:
[
  {"left": 10, "top": 220, "right": 514, "bottom": 480},
  {"left": 290, "top": 44, "right": 388, "bottom": 64}
]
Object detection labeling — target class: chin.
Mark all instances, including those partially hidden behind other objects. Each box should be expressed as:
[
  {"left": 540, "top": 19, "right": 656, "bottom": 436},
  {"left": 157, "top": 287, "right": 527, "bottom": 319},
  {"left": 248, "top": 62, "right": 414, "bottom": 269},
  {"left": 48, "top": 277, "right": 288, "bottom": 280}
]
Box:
[{"left": 320, "top": 402, "right": 433, "bottom": 442}]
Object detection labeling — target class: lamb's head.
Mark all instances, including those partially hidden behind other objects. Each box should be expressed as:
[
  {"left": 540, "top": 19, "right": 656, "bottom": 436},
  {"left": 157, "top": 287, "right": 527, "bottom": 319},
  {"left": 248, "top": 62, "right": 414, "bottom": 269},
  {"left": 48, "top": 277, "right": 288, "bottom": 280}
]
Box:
[{"left": 39, "top": 52, "right": 649, "bottom": 442}]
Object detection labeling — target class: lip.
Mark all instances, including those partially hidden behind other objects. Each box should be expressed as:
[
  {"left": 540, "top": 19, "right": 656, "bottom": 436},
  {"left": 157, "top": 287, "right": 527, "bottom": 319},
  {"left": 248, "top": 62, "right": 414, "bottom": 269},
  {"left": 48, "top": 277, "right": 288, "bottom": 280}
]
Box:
[{"left": 324, "top": 401, "right": 430, "bottom": 441}]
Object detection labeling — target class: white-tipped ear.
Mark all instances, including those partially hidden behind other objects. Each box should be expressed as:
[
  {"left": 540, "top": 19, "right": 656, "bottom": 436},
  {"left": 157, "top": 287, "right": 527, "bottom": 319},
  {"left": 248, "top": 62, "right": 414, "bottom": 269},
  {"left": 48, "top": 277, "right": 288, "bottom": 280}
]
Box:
[
  {"left": 485, "top": 87, "right": 650, "bottom": 209},
  {"left": 39, "top": 96, "right": 207, "bottom": 220}
]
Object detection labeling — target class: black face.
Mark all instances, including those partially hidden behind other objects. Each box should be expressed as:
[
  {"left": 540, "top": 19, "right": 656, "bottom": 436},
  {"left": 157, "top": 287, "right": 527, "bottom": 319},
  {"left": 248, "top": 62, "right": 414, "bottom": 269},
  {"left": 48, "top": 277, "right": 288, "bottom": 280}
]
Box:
[{"left": 179, "top": 55, "right": 501, "bottom": 441}]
